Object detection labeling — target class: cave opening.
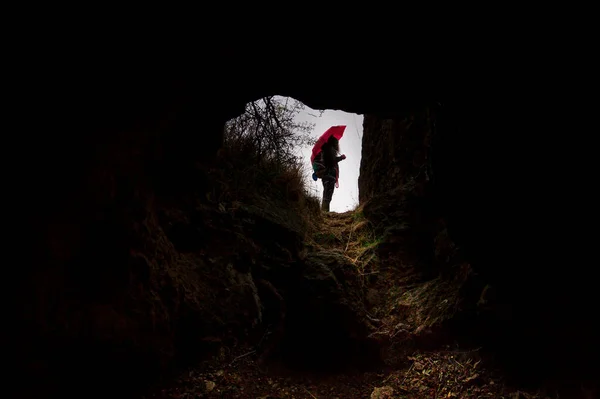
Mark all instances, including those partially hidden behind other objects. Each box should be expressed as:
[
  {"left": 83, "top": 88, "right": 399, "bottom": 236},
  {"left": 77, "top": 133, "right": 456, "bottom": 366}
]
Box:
[{"left": 223, "top": 95, "right": 364, "bottom": 214}]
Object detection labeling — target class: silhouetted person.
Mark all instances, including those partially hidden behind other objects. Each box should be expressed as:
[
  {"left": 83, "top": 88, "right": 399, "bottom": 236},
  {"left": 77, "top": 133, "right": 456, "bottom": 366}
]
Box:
[{"left": 312, "top": 136, "right": 346, "bottom": 212}]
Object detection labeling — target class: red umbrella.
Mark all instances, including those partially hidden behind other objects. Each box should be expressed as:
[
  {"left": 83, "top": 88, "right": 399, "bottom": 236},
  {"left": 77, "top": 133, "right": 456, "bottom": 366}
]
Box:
[{"left": 310, "top": 125, "right": 346, "bottom": 163}]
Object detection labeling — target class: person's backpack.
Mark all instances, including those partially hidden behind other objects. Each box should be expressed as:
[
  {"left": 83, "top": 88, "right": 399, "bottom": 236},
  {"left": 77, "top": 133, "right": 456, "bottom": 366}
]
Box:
[{"left": 312, "top": 153, "right": 326, "bottom": 180}]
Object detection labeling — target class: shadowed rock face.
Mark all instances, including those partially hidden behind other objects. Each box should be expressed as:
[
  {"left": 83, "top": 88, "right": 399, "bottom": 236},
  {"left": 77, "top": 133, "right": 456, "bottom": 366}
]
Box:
[
  {"left": 278, "top": 250, "right": 382, "bottom": 372},
  {"left": 12, "top": 42, "right": 596, "bottom": 397},
  {"left": 357, "top": 104, "right": 599, "bottom": 386}
]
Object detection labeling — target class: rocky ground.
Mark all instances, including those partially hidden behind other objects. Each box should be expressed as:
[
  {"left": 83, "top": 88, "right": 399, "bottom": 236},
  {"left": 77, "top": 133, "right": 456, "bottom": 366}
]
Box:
[
  {"left": 141, "top": 344, "right": 550, "bottom": 398},
  {"left": 140, "top": 211, "right": 551, "bottom": 399}
]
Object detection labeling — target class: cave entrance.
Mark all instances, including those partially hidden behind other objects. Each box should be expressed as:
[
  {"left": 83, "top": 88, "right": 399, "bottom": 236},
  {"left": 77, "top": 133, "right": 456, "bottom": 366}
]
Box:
[
  {"left": 296, "top": 104, "right": 364, "bottom": 214},
  {"left": 224, "top": 95, "right": 363, "bottom": 213}
]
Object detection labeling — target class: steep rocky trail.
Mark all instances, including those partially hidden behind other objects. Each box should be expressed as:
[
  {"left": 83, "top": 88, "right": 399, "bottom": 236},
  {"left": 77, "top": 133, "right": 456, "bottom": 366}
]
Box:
[{"left": 141, "top": 211, "right": 548, "bottom": 399}]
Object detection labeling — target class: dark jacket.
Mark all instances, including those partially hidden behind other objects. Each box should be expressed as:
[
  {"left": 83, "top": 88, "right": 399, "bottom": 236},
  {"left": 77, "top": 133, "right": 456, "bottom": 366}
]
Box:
[{"left": 312, "top": 152, "right": 344, "bottom": 186}]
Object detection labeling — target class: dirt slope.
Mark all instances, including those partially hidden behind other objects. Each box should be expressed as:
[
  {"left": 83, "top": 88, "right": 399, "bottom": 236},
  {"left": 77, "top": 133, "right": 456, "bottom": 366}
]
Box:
[{"left": 141, "top": 211, "right": 554, "bottom": 399}]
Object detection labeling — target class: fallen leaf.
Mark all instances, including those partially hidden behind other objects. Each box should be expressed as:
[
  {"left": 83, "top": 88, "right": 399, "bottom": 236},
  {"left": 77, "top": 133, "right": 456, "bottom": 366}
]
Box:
[{"left": 205, "top": 380, "right": 216, "bottom": 392}]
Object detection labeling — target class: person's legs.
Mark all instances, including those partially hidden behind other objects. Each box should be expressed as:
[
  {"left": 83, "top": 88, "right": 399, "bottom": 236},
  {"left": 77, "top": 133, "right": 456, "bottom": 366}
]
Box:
[{"left": 321, "top": 175, "right": 335, "bottom": 212}]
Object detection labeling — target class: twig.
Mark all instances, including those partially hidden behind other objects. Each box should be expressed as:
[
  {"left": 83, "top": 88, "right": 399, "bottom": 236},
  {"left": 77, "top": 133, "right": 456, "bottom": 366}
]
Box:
[
  {"left": 401, "top": 362, "right": 415, "bottom": 385},
  {"left": 392, "top": 326, "right": 409, "bottom": 338},
  {"left": 228, "top": 350, "right": 256, "bottom": 366},
  {"left": 453, "top": 358, "right": 464, "bottom": 368},
  {"left": 366, "top": 313, "right": 381, "bottom": 323},
  {"left": 303, "top": 386, "right": 318, "bottom": 399},
  {"left": 344, "top": 223, "right": 353, "bottom": 252},
  {"left": 425, "top": 347, "right": 482, "bottom": 355},
  {"left": 359, "top": 271, "right": 380, "bottom": 276},
  {"left": 256, "top": 327, "right": 271, "bottom": 348}
]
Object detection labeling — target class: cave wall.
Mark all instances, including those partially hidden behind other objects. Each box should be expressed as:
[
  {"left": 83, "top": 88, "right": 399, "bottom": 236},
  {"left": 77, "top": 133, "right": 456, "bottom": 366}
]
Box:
[
  {"left": 358, "top": 110, "right": 434, "bottom": 204},
  {"left": 357, "top": 104, "right": 599, "bottom": 382},
  {"left": 14, "top": 114, "right": 273, "bottom": 396},
  {"left": 358, "top": 109, "right": 443, "bottom": 283}
]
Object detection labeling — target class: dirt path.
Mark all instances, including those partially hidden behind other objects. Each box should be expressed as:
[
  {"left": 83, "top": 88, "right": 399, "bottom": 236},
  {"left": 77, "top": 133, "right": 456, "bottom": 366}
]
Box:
[
  {"left": 142, "top": 211, "right": 549, "bottom": 399},
  {"left": 142, "top": 344, "right": 546, "bottom": 398}
]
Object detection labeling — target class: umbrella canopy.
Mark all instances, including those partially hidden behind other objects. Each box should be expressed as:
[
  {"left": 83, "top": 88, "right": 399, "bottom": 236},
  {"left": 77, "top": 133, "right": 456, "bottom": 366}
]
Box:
[{"left": 310, "top": 125, "right": 346, "bottom": 163}]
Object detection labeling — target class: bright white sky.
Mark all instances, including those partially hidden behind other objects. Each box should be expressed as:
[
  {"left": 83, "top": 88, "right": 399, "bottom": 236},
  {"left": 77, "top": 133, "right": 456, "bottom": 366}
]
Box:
[{"left": 292, "top": 98, "right": 364, "bottom": 213}]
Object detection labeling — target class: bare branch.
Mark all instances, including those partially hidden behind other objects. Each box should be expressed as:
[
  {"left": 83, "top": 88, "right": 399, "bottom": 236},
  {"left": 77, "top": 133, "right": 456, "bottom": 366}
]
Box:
[{"left": 224, "top": 96, "right": 316, "bottom": 169}]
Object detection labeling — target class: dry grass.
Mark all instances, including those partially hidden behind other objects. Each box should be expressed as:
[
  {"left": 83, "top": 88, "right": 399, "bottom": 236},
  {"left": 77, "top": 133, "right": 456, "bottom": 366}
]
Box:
[
  {"left": 369, "top": 264, "right": 470, "bottom": 340},
  {"left": 308, "top": 205, "right": 382, "bottom": 286},
  {"left": 393, "top": 276, "right": 463, "bottom": 332},
  {"left": 377, "top": 350, "right": 549, "bottom": 398},
  {"left": 208, "top": 135, "right": 322, "bottom": 236},
  {"left": 308, "top": 204, "right": 470, "bottom": 340}
]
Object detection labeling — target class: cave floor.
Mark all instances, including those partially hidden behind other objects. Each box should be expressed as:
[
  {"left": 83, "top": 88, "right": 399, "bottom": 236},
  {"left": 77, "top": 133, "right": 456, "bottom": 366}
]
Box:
[
  {"left": 141, "top": 344, "right": 545, "bottom": 399},
  {"left": 142, "top": 211, "right": 547, "bottom": 399}
]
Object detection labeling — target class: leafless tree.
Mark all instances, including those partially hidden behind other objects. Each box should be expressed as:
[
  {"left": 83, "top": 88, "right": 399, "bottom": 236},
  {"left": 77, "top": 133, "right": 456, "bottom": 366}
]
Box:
[{"left": 224, "top": 96, "right": 320, "bottom": 168}]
